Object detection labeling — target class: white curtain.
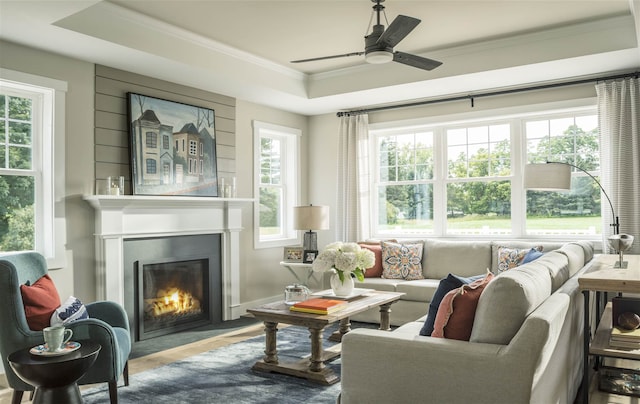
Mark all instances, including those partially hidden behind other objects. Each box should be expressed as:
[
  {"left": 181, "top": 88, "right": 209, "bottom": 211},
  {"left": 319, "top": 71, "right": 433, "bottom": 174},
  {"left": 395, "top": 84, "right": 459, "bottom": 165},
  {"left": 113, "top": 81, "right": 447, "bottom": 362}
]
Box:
[
  {"left": 336, "top": 114, "right": 370, "bottom": 242},
  {"left": 597, "top": 77, "right": 640, "bottom": 253}
]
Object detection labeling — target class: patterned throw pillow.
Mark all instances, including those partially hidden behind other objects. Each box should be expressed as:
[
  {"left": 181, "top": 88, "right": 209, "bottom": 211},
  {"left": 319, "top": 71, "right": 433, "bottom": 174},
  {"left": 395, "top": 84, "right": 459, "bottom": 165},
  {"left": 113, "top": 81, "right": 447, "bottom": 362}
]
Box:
[
  {"left": 50, "top": 296, "right": 89, "bottom": 327},
  {"left": 381, "top": 241, "right": 424, "bottom": 280},
  {"left": 497, "top": 246, "right": 543, "bottom": 272}
]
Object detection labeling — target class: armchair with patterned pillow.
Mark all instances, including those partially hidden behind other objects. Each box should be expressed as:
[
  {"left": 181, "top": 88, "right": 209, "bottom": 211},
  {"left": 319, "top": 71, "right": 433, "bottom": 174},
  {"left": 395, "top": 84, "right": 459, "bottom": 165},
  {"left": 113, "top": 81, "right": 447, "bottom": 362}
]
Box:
[{"left": 0, "top": 252, "right": 130, "bottom": 404}]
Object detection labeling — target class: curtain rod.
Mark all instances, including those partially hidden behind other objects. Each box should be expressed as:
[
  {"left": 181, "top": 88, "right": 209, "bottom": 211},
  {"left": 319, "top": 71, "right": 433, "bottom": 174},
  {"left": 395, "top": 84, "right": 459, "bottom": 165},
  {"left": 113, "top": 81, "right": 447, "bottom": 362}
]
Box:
[{"left": 336, "top": 70, "right": 639, "bottom": 117}]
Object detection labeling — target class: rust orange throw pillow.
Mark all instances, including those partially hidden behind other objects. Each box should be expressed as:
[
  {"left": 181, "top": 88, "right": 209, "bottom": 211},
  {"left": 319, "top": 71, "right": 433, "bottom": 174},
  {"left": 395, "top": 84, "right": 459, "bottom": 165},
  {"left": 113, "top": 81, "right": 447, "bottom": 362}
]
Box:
[
  {"left": 358, "top": 243, "right": 384, "bottom": 278},
  {"left": 431, "top": 272, "right": 494, "bottom": 341},
  {"left": 20, "top": 274, "right": 61, "bottom": 331}
]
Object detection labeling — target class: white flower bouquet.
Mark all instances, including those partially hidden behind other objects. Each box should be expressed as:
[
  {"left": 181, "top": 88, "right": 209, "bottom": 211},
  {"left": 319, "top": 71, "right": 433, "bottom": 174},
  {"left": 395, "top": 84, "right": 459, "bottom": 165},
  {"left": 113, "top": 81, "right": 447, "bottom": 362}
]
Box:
[{"left": 312, "top": 242, "right": 375, "bottom": 284}]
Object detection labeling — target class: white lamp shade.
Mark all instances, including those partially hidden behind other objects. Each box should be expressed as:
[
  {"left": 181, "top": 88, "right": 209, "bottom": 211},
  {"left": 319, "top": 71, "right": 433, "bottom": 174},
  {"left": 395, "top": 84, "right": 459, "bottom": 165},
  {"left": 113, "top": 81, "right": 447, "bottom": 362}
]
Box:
[
  {"left": 524, "top": 163, "right": 572, "bottom": 190},
  {"left": 293, "top": 205, "right": 330, "bottom": 230}
]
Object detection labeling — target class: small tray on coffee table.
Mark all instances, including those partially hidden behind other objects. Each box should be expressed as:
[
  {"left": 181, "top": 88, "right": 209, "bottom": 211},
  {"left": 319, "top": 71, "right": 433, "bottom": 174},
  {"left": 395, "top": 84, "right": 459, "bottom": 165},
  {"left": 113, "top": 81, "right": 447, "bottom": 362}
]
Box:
[{"left": 312, "top": 288, "right": 374, "bottom": 301}]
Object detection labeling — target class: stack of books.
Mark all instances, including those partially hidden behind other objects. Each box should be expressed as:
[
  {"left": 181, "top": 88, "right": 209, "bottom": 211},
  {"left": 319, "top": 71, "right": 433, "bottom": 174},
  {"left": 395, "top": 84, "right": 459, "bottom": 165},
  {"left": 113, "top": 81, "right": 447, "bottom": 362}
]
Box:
[
  {"left": 609, "top": 326, "right": 640, "bottom": 349},
  {"left": 289, "top": 298, "right": 348, "bottom": 315}
]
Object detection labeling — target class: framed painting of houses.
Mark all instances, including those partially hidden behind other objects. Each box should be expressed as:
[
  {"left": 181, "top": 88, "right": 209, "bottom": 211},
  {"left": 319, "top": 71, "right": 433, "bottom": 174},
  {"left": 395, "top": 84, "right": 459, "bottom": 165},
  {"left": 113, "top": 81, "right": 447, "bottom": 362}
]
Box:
[{"left": 127, "top": 92, "right": 219, "bottom": 197}]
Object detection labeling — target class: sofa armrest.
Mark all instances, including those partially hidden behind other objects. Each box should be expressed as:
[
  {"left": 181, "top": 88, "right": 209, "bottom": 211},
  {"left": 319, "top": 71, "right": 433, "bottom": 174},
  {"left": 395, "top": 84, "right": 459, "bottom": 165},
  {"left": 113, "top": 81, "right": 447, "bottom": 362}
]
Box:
[
  {"left": 341, "top": 317, "right": 555, "bottom": 404},
  {"left": 341, "top": 292, "right": 571, "bottom": 404},
  {"left": 85, "top": 301, "right": 129, "bottom": 330}
]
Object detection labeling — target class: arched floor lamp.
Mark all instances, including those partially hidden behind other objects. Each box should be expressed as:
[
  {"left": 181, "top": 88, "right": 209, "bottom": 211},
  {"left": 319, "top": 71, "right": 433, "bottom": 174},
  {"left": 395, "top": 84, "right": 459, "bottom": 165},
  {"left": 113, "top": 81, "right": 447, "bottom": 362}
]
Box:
[{"left": 524, "top": 161, "right": 633, "bottom": 268}]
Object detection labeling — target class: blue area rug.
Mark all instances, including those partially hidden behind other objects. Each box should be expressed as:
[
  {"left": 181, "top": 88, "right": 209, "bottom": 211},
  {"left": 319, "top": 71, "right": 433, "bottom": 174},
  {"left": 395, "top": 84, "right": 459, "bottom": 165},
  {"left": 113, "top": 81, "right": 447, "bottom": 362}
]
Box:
[{"left": 82, "top": 323, "right": 353, "bottom": 403}]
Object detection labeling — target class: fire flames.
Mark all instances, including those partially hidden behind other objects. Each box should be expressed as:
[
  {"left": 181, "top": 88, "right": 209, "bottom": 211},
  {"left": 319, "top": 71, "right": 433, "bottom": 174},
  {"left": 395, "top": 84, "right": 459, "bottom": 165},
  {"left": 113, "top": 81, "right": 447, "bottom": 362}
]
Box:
[{"left": 144, "top": 287, "right": 202, "bottom": 318}]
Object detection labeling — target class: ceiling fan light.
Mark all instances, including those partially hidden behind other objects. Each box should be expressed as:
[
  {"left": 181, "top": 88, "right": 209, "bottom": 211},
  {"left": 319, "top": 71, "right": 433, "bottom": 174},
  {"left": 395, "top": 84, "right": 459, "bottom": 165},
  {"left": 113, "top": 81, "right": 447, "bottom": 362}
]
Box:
[{"left": 365, "top": 50, "right": 393, "bottom": 64}]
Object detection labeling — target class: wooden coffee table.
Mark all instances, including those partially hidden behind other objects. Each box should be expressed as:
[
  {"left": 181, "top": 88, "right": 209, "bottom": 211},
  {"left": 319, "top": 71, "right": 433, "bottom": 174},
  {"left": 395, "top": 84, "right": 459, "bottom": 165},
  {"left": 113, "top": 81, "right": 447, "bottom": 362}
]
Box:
[{"left": 247, "top": 290, "right": 404, "bottom": 385}]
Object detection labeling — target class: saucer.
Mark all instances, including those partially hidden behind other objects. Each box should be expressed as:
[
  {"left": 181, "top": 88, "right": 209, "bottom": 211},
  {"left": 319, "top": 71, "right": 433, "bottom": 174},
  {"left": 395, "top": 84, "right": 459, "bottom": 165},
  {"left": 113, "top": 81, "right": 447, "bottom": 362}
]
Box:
[{"left": 30, "top": 341, "right": 81, "bottom": 356}]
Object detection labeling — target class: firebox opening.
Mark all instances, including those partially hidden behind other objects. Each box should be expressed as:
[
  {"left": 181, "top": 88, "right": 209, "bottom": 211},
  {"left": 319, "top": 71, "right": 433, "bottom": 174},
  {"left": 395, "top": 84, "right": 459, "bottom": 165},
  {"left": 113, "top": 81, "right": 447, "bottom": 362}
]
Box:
[{"left": 135, "top": 257, "right": 214, "bottom": 340}]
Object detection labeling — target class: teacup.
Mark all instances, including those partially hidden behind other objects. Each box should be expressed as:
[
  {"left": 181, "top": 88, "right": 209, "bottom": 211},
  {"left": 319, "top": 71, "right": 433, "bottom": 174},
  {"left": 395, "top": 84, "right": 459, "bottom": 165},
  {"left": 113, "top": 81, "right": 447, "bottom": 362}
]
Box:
[{"left": 43, "top": 325, "right": 73, "bottom": 352}]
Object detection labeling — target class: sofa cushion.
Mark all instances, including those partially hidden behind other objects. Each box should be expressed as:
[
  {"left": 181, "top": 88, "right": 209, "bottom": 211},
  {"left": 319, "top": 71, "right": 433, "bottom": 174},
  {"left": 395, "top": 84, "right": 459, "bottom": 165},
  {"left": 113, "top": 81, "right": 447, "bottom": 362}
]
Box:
[
  {"left": 358, "top": 243, "right": 384, "bottom": 278},
  {"left": 356, "top": 277, "right": 405, "bottom": 293},
  {"left": 557, "top": 242, "right": 588, "bottom": 277},
  {"left": 490, "top": 241, "right": 564, "bottom": 273},
  {"left": 432, "top": 272, "right": 494, "bottom": 341},
  {"left": 470, "top": 265, "right": 552, "bottom": 345},
  {"left": 532, "top": 251, "right": 570, "bottom": 293},
  {"left": 497, "top": 246, "right": 543, "bottom": 272},
  {"left": 395, "top": 278, "right": 440, "bottom": 302},
  {"left": 423, "top": 239, "right": 492, "bottom": 279},
  {"left": 381, "top": 241, "right": 424, "bottom": 280},
  {"left": 419, "top": 273, "right": 484, "bottom": 336},
  {"left": 20, "top": 274, "right": 61, "bottom": 331}
]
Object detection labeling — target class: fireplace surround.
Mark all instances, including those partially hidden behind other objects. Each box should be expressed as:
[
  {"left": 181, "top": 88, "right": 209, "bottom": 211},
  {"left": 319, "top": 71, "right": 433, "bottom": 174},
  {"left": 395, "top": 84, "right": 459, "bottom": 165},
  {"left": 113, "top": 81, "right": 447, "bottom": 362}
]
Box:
[{"left": 85, "top": 195, "right": 252, "bottom": 337}]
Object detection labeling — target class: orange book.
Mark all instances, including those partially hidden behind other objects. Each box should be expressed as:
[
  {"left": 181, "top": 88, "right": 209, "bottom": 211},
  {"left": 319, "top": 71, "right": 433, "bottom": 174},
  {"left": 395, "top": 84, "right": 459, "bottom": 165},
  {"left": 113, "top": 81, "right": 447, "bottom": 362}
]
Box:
[{"left": 292, "top": 298, "right": 347, "bottom": 312}]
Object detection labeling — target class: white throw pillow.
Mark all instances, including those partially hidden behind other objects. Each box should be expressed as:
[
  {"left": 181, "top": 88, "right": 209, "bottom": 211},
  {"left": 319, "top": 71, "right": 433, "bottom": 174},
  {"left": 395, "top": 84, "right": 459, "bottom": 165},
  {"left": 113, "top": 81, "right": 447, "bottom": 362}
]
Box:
[{"left": 50, "top": 296, "right": 89, "bottom": 326}]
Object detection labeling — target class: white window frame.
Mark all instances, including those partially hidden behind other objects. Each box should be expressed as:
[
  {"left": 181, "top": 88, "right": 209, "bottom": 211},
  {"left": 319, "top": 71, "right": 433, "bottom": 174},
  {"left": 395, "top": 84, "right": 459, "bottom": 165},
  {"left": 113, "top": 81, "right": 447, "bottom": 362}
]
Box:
[
  {"left": 0, "top": 68, "right": 67, "bottom": 269},
  {"left": 369, "top": 99, "right": 598, "bottom": 241},
  {"left": 253, "top": 120, "right": 300, "bottom": 249}
]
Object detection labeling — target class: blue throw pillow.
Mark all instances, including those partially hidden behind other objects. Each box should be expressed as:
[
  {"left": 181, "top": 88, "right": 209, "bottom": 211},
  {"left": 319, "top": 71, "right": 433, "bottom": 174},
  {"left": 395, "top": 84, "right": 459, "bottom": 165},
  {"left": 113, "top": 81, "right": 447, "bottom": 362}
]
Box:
[
  {"left": 419, "top": 273, "right": 484, "bottom": 336},
  {"left": 521, "top": 248, "right": 544, "bottom": 264}
]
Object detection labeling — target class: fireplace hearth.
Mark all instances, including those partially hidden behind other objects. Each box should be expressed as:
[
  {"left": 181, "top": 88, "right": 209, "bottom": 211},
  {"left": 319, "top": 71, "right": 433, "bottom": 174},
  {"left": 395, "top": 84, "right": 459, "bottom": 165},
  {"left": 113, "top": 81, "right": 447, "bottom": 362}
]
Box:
[
  {"left": 137, "top": 257, "right": 213, "bottom": 340},
  {"left": 85, "top": 195, "right": 251, "bottom": 338}
]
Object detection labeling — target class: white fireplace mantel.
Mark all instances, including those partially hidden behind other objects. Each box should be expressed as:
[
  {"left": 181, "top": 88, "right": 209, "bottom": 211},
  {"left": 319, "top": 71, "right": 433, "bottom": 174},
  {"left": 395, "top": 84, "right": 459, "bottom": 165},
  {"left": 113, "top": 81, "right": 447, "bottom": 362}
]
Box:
[{"left": 84, "top": 195, "right": 254, "bottom": 320}]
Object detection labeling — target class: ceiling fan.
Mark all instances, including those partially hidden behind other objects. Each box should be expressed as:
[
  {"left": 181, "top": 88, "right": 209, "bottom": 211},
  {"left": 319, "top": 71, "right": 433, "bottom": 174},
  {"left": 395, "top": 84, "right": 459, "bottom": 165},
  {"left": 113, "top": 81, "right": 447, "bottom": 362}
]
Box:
[{"left": 291, "top": 0, "right": 442, "bottom": 71}]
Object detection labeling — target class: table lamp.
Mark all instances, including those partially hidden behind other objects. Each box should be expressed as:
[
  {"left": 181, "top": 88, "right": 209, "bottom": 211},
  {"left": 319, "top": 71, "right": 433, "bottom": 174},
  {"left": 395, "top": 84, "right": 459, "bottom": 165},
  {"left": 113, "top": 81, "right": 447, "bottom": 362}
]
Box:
[{"left": 293, "top": 205, "right": 330, "bottom": 251}]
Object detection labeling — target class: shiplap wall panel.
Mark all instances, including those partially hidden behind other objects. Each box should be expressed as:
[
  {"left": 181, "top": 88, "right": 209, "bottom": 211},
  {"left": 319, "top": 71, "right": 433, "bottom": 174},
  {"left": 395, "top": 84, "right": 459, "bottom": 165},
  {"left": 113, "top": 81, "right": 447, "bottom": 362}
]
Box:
[
  {"left": 94, "top": 65, "right": 236, "bottom": 195},
  {"left": 95, "top": 128, "right": 127, "bottom": 148}
]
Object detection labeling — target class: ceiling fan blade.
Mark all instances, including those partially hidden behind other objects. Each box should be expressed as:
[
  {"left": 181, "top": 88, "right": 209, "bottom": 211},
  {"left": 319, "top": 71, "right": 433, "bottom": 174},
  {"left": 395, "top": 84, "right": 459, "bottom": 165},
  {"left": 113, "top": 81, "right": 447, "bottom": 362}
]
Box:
[
  {"left": 291, "top": 52, "right": 364, "bottom": 63},
  {"left": 377, "top": 15, "right": 421, "bottom": 48},
  {"left": 393, "top": 51, "right": 442, "bottom": 71}
]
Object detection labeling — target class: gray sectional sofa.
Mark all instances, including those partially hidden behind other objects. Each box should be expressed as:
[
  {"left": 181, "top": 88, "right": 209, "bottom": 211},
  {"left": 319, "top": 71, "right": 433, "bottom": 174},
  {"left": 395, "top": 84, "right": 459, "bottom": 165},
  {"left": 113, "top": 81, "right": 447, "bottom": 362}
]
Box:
[{"left": 339, "top": 239, "right": 595, "bottom": 404}]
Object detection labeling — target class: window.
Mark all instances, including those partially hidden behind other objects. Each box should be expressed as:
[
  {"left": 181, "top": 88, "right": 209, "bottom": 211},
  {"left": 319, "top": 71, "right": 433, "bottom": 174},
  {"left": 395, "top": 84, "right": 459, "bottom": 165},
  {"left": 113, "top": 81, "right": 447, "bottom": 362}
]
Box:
[
  {"left": 0, "top": 69, "right": 67, "bottom": 268},
  {"left": 145, "top": 131, "right": 157, "bottom": 148},
  {"left": 189, "top": 140, "right": 197, "bottom": 156},
  {"left": 371, "top": 104, "right": 599, "bottom": 239},
  {"left": 146, "top": 158, "right": 157, "bottom": 174},
  {"left": 525, "top": 114, "right": 600, "bottom": 235},
  {"left": 253, "top": 121, "right": 300, "bottom": 248}
]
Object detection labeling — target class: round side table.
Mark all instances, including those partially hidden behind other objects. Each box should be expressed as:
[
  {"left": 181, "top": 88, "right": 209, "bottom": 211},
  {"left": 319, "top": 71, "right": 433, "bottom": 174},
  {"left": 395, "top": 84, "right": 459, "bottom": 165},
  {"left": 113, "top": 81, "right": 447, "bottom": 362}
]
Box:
[{"left": 8, "top": 340, "right": 101, "bottom": 404}]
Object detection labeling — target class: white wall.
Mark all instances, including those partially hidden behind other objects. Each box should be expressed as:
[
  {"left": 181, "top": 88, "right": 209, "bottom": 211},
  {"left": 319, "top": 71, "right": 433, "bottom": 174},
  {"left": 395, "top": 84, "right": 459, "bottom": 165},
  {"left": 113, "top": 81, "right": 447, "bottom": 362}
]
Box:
[
  {"left": 0, "top": 40, "right": 95, "bottom": 303},
  {"left": 233, "top": 100, "right": 313, "bottom": 305}
]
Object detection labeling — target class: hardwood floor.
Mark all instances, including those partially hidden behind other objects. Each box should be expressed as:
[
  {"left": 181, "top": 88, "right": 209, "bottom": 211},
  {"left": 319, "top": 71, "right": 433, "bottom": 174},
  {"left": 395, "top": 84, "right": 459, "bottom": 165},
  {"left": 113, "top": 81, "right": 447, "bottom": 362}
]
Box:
[{"left": 0, "top": 323, "right": 267, "bottom": 404}]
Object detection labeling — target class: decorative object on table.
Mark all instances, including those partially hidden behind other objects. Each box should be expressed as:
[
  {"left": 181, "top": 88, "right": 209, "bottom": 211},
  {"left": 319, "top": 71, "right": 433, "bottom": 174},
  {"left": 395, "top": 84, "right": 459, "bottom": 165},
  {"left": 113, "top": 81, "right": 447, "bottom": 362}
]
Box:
[
  {"left": 609, "top": 296, "right": 640, "bottom": 348},
  {"left": 599, "top": 364, "right": 640, "bottom": 397},
  {"left": 302, "top": 250, "right": 318, "bottom": 263},
  {"left": 284, "top": 284, "right": 310, "bottom": 306},
  {"left": 127, "top": 92, "right": 218, "bottom": 197},
  {"left": 293, "top": 205, "right": 330, "bottom": 251},
  {"left": 618, "top": 312, "right": 640, "bottom": 331},
  {"left": 524, "top": 161, "right": 621, "bottom": 234},
  {"left": 612, "top": 297, "right": 640, "bottom": 328},
  {"left": 42, "top": 325, "right": 72, "bottom": 352},
  {"left": 283, "top": 246, "right": 304, "bottom": 263},
  {"left": 289, "top": 298, "right": 348, "bottom": 315},
  {"left": 608, "top": 234, "right": 635, "bottom": 269},
  {"left": 312, "top": 288, "right": 375, "bottom": 301},
  {"left": 312, "top": 242, "right": 375, "bottom": 297},
  {"left": 30, "top": 341, "right": 81, "bottom": 357}
]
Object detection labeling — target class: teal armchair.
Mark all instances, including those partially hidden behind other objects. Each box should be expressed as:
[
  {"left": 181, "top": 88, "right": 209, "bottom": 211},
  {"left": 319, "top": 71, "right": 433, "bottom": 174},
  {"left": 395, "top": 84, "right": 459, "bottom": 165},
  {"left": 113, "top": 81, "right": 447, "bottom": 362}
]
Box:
[{"left": 0, "top": 252, "right": 130, "bottom": 404}]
